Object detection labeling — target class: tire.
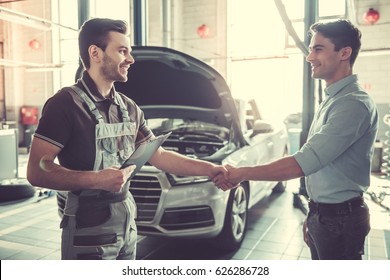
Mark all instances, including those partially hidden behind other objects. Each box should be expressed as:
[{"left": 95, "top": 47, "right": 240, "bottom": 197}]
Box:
[
  {"left": 212, "top": 183, "right": 249, "bottom": 251},
  {"left": 0, "top": 179, "right": 36, "bottom": 202},
  {"left": 272, "top": 180, "right": 287, "bottom": 193}
]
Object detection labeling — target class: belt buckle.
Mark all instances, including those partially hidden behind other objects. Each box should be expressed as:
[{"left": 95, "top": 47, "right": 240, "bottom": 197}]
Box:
[
  {"left": 335, "top": 207, "right": 349, "bottom": 215},
  {"left": 331, "top": 201, "right": 353, "bottom": 216}
]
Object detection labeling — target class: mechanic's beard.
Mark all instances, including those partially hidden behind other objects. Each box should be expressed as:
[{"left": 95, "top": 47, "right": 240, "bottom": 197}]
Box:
[{"left": 101, "top": 54, "right": 126, "bottom": 82}]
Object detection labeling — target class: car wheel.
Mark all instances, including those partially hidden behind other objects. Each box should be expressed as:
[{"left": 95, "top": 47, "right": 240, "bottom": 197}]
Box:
[
  {"left": 272, "top": 180, "right": 287, "bottom": 193},
  {"left": 213, "top": 183, "right": 249, "bottom": 251}
]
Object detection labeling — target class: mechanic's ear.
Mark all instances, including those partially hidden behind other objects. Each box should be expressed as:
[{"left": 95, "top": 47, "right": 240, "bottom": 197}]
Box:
[{"left": 89, "top": 45, "right": 103, "bottom": 63}]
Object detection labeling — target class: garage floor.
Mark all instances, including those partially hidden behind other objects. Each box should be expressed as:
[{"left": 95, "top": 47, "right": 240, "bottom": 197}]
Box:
[{"left": 0, "top": 151, "right": 389, "bottom": 260}]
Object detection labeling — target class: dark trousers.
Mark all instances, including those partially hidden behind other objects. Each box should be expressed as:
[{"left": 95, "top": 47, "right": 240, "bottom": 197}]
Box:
[{"left": 306, "top": 197, "right": 370, "bottom": 260}]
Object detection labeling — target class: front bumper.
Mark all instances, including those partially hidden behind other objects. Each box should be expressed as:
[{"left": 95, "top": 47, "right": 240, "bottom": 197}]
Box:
[{"left": 129, "top": 169, "right": 229, "bottom": 238}]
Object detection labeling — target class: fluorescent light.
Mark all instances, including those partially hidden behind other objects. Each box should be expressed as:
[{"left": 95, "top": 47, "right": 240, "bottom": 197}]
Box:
[
  {"left": 0, "top": 58, "right": 23, "bottom": 67},
  {"left": 0, "top": 58, "right": 63, "bottom": 71},
  {"left": 25, "top": 66, "right": 63, "bottom": 72},
  {"left": 0, "top": 6, "right": 51, "bottom": 31},
  {"left": 360, "top": 48, "right": 390, "bottom": 57}
]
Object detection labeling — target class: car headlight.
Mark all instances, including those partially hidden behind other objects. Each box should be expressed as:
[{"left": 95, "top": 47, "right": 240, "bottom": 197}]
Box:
[{"left": 167, "top": 173, "right": 210, "bottom": 186}]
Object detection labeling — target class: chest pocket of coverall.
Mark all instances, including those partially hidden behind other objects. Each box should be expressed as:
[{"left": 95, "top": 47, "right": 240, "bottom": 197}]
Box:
[{"left": 95, "top": 121, "right": 136, "bottom": 169}]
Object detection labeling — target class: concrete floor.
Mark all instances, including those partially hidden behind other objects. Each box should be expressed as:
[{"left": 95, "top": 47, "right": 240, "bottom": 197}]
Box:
[{"left": 0, "top": 151, "right": 389, "bottom": 260}]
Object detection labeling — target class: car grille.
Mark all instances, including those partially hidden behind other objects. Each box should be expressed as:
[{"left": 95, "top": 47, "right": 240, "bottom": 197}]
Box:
[
  {"left": 129, "top": 175, "right": 162, "bottom": 222},
  {"left": 160, "top": 206, "right": 215, "bottom": 230}
]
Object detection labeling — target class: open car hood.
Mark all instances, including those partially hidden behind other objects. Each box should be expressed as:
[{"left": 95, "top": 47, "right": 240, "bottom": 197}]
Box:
[{"left": 114, "top": 46, "right": 241, "bottom": 131}]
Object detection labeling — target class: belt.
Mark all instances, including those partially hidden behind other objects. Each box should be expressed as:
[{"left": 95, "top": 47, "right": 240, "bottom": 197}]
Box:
[{"left": 308, "top": 196, "right": 364, "bottom": 216}]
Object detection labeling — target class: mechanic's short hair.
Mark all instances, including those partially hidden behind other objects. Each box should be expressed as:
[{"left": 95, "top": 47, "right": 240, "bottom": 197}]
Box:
[
  {"left": 79, "top": 18, "right": 128, "bottom": 69},
  {"left": 309, "top": 19, "right": 361, "bottom": 66}
]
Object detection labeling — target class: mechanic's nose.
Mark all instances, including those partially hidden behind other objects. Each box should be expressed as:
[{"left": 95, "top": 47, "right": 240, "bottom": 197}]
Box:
[{"left": 127, "top": 54, "right": 135, "bottom": 64}]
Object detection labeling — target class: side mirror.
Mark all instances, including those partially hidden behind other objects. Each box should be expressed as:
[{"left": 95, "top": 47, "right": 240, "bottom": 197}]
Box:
[{"left": 252, "top": 120, "right": 273, "bottom": 136}]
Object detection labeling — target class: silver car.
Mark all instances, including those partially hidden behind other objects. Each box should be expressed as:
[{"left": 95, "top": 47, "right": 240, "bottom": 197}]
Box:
[
  {"left": 114, "top": 46, "right": 289, "bottom": 251},
  {"left": 58, "top": 47, "right": 289, "bottom": 251}
]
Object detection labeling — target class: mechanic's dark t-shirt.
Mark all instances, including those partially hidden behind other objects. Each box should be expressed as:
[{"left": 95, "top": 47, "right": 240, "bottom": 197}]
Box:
[{"left": 34, "top": 72, "right": 152, "bottom": 171}]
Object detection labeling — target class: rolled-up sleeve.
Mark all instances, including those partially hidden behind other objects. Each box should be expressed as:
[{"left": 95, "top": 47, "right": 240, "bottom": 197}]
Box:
[
  {"left": 294, "top": 98, "right": 371, "bottom": 176},
  {"left": 294, "top": 143, "right": 322, "bottom": 176}
]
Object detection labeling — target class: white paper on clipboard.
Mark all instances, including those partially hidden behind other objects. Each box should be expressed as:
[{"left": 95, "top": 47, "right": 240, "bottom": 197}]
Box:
[{"left": 121, "top": 132, "right": 172, "bottom": 179}]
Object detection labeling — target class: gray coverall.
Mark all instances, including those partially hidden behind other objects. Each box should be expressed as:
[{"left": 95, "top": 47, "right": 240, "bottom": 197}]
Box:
[{"left": 60, "top": 85, "right": 138, "bottom": 260}]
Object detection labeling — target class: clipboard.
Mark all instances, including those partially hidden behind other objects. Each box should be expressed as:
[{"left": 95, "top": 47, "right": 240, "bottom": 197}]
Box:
[{"left": 121, "top": 132, "right": 172, "bottom": 179}]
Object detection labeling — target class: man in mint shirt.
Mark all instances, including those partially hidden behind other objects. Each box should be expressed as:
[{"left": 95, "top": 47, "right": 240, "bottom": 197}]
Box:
[{"left": 214, "top": 19, "right": 378, "bottom": 260}]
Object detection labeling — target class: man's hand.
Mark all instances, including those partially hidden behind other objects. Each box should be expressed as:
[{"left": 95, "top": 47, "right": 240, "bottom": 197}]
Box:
[
  {"left": 212, "top": 164, "right": 244, "bottom": 191},
  {"left": 95, "top": 165, "right": 136, "bottom": 192},
  {"left": 209, "top": 164, "right": 228, "bottom": 178},
  {"left": 209, "top": 165, "right": 235, "bottom": 190}
]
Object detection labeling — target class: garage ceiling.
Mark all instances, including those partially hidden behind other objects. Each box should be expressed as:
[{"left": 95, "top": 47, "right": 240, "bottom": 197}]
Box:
[{"left": 0, "top": 0, "right": 24, "bottom": 4}]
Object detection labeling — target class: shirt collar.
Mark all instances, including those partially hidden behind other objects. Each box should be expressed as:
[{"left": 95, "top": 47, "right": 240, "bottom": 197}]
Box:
[
  {"left": 324, "top": 74, "right": 358, "bottom": 98},
  {"left": 79, "top": 71, "right": 118, "bottom": 104}
]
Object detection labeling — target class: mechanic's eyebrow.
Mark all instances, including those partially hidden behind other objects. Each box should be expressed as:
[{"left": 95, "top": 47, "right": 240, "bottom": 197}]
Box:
[{"left": 118, "top": 45, "right": 132, "bottom": 54}]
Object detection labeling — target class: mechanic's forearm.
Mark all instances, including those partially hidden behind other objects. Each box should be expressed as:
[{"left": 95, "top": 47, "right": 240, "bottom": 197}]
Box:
[
  {"left": 27, "top": 159, "right": 100, "bottom": 191},
  {"left": 150, "top": 149, "right": 216, "bottom": 177},
  {"left": 240, "top": 156, "right": 304, "bottom": 182}
]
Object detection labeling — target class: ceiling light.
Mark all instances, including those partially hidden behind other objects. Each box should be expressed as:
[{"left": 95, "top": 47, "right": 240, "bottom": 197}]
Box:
[{"left": 363, "top": 8, "right": 380, "bottom": 25}]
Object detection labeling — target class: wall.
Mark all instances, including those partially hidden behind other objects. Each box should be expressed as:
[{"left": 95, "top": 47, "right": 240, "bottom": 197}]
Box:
[
  {"left": 138, "top": 0, "right": 228, "bottom": 78},
  {"left": 352, "top": 0, "right": 390, "bottom": 141},
  {"left": 0, "top": 17, "right": 4, "bottom": 122},
  {"left": 0, "top": 0, "right": 53, "bottom": 144},
  {"left": 170, "top": 0, "right": 228, "bottom": 78}
]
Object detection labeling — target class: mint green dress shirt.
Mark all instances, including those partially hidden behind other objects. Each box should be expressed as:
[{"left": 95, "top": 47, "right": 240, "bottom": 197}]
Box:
[{"left": 294, "top": 75, "right": 378, "bottom": 203}]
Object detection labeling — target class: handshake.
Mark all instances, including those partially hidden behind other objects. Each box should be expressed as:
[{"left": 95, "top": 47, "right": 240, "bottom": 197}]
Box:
[{"left": 210, "top": 164, "right": 243, "bottom": 191}]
